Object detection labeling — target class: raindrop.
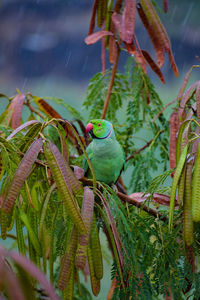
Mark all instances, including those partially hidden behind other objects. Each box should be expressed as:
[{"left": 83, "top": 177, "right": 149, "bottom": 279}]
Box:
[
  {"left": 182, "top": 3, "right": 194, "bottom": 26},
  {"left": 65, "top": 51, "right": 72, "bottom": 67},
  {"left": 81, "top": 56, "right": 88, "bottom": 72},
  {"left": 21, "top": 78, "right": 28, "bottom": 93}
]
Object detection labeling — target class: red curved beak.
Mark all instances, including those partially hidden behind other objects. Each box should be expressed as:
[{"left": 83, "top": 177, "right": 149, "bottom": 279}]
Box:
[{"left": 86, "top": 123, "right": 93, "bottom": 134}]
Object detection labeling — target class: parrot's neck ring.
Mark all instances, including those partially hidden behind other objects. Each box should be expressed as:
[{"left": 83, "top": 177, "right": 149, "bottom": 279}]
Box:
[{"left": 90, "top": 125, "right": 113, "bottom": 139}]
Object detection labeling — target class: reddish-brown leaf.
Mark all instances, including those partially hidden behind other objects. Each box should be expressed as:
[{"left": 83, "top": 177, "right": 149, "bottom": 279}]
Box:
[
  {"left": 6, "top": 120, "right": 41, "bottom": 141},
  {"left": 112, "top": 12, "right": 122, "bottom": 38},
  {"left": 137, "top": 0, "right": 178, "bottom": 75},
  {"left": 88, "top": 0, "right": 98, "bottom": 35},
  {"left": 108, "top": 21, "right": 117, "bottom": 64},
  {"left": 124, "top": 42, "right": 147, "bottom": 72},
  {"left": 101, "top": 36, "right": 106, "bottom": 76},
  {"left": 169, "top": 111, "right": 179, "bottom": 172},
  {"left": 85, "top": 30, "right": 113, "bottom": 45},
  {"left": 168, "top": 51, "right": 179, "bottom": 77},
  {"left": 121, "top": 0, "right": 136, "bottom": 44},
  {"left": 9, "top": 94, "right": 25, "bottom": 129},
  {"left": 7, "top": 249, "right": 59, "bottom": 300},
  {"left": 142, "top": 50, "right": 165, "bottom": 84},
  {"left": 163, "top": 0, "right": 168, "bottom": 13},
  {"left": 35, "top": 98, "right": 61, "bottom": 119}
]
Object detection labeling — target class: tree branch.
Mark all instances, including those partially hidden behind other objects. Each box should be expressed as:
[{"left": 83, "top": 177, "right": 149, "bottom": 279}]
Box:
[{"left": 101, "top": 46, "right": 120, "bottom": 119}]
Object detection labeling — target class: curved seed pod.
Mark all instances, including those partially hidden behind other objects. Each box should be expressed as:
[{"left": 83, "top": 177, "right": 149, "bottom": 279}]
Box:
[
  {"left": 62, "top": 266, "right": 74, "bottom": 300},
  {"left": 176, "top": 121, "right": 190, "bottom": 164},
  {"left": 169, "top": 145, "right": 188, "bottom": 231},
  {"left": 44, "top": 142, "right": 86, "bottom": 235},
  {"left": 90, "top": 216, "right": 103, "bottom": 280},
  {"left": 58, "top": 227, "right": 78, "bottom": 290},
  {"left": 16, "top": 209, "right": 26, "bottom": 255},
  {"left": 0, "top": 209, "right": 7, "bottom": 239},
  {"left": 0, "top": 152, "right": 4, "bottom": 181},
  {"left": 192, "top": 142, "right": 200, "bottom": 222},
  {"left": 177, "top": 167, "right": 186, "bottom": 204},
  {"left": 169, "top": 111, "right": 179, "bottom": 171},
  {"left": 75, "top": 187, "right": 94, "bottom": 270},
  {"left": 3, "top": 138, "right": 43, "bottom": 212},
  {"left": 183, "top": 158, "right": 194, "bottom": 245},
  {"left": 20, "top": 122, "right": 43, "bottom": 152},
  {"left": 20, "top": 211, "right": 41, "bottom": 256},
  {"left": 7, "top": 205, "right": 16, "bottom": 231},
  {"left": 196, "top": 82, "right": 200, "bottom": 123},
  {"left": 121, "top": 0, "right": 136, "bottom": 44},
  {"left": 87, "top": 246, "right": 101, "bottom": 296}
]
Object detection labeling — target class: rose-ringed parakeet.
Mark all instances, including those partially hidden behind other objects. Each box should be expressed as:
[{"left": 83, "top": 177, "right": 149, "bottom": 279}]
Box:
[{"left": 84, "top": 119, "right": 125, "bottom": 185}]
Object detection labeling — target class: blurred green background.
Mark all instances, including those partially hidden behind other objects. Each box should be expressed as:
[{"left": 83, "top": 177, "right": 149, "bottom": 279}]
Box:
[{"left": 0, "top": 0, "right": 200, "bottom": 298}]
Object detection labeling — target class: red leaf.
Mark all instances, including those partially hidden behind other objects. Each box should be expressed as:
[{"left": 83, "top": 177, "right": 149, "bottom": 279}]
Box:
[
  {"left": 142, "top": 50, "right": 165, "bottom": 84},
  {"left": 121, "top": 0, "right": 136, "bottom": 43},
  {"left": 112, "top": 12, "right": 122, "bottom": 38},
  {"left": 9, "top": 94, "right": 25, "bottom": 129},
  {"left": 88, "top": 0, "right": 98, "bottom": 35},
  {"left": 124, "top": 42, "right": 147, "bottom": 72},
  {"left": 163, "top": 0, "right": 168, "bottom": 13},
  {"left": 85, "top": 30, "right": 113, "bottom": 45}
]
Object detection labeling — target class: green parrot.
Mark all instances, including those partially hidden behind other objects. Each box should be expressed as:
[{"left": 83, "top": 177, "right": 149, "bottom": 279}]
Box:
[{"left": 84, "top": 119, "right": 125, "bottom": 185}]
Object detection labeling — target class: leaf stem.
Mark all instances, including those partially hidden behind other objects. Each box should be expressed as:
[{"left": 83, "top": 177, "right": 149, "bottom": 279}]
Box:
[{"left": 101, "top": 46, "right": 120, "bottom": 119}]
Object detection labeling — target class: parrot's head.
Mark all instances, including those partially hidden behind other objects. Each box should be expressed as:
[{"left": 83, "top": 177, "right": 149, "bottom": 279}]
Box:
[{"left": 86, "top": 119, "right": 114, "bottom": 139}]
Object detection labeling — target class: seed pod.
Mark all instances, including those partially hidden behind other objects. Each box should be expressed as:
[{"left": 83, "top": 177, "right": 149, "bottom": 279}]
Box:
[
  {"left": 75, "top": 187, "right": 94, "bottom": 269},
  {"left": 0, "top": 209, "right": 7, "bottom": 239},
  {"left": 177, "top": 167, "right": 186, "bottom": 204},
  {"left": 44, "top": 141, "right": 86, "bottom": 235},
  {"left": 90, "top": 216, "right": 103, "bottom": 280},
  {"left": 62, "top": 266, "right": 74, "bottom": 300},
  {"left": 183, "top": 158, "right": 194, "bottom": 245},
  {"left": 169, "top": 145, "right": 188, "bottom": 231},
  {"left": 87, "top": 246, "right": 101, "bottom": 296},
  {"left": 3, "top": 139, "right": 43, "bottom": 212},
  {"left": 58, "top": 227, "right": 78, "bottom": 290},
  {"left": 0, "top": 152, "right": 4, "bottom": 181},
  {"left": 192, "top": 142, "right": 200, "bottom": 222},
  {"left": 169, "top": 111, "right": 179, "bottom": 171}
]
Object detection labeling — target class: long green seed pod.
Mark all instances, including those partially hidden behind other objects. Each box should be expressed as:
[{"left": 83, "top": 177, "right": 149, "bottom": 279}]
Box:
[
  {"left": 0, "top": 209, "right": 7, "bottom": 240},
  {"left": 3, "top": 138, "right": 43, "bottom": 212},
  {"left": 192, "top": 142, "right": 200, "bottom": 222},
  {"left": 58, "top": 227, "right": 78, "bottom": 290},
  {"left": 44, "top": 141, "right": 86, "bottom": 235},
  {"left": 62, "top": 265, "right": 75, "bottom": 300},
  {"left": 177, "top": 167, "right": 186, "bottom": 204},
  {"left": 87, "top": 245, "right": 100, "bottom": 296},
  {"left": 183, "top": 158, "right": 194, "bottom": 245},
  {"left": 20, "top": 122, "right": 43, "bottom": 152},
  {"left": 75, "top": 186, "right": 94, "bottom": 270},
  {"left": 169, "top": 145, "right": 188, "bottom": 231},
  {"left": 90, "top": 216, "right": 103, "bottom": 280},
  {"left": 16, "top": 209, "right": 26, "bottom": 255},
  {"left": 7, "top": 205, "right": 16, "bottom": 231},
  {"left": 0, "top": 152, "right": 4, "bottom": 181}
]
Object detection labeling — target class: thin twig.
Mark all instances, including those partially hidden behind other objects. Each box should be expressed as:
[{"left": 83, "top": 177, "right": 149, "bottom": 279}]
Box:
[
  {"left": 117, "top": 192, "right": 168, "bottom": 222},
  {"left": 26, "top": 103, "right": 45, "bottom": 119},
  {"left": 126, "top": 130, "right": 164, "bottom": 162},
  {"left": 152, "top": 97, "right": 178, "bottom": 122},
  {"left": 101, "top": 46, "right": 120, "bottom": 119}
]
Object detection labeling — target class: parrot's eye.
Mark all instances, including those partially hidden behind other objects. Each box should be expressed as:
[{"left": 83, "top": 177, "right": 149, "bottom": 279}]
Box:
[{"left": 97, "top": 123, "right": 101, "bottom": 127}]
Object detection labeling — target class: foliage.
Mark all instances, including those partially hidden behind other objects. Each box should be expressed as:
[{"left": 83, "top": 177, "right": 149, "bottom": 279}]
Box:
[{"left": 0, "top": 1, "right": 200, "bottom": 300}]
